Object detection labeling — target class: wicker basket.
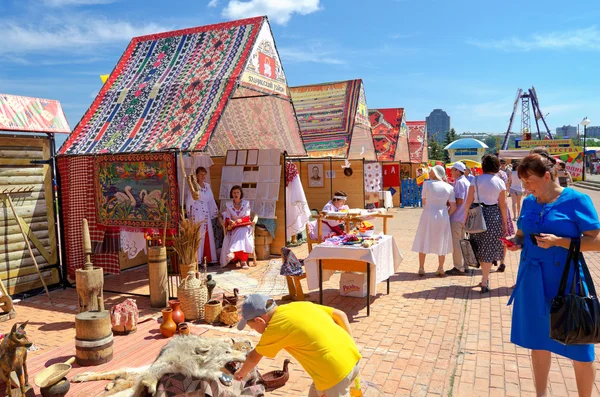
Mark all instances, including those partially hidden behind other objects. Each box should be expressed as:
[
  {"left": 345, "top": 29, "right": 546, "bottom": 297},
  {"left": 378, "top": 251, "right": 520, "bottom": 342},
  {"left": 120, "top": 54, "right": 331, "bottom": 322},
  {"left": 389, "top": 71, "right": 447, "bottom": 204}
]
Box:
[
  {"left": 177, "top": 271, "right": 208, "bottom": 321},
  {"left": 204, "top": 300, "right": 222, "bottom": 324},
  {"left": 179, "top": 262, "right": 198, "bottom": 278},
  {"left": 220, "top": 305, "right": 239, "bottom": 326}
]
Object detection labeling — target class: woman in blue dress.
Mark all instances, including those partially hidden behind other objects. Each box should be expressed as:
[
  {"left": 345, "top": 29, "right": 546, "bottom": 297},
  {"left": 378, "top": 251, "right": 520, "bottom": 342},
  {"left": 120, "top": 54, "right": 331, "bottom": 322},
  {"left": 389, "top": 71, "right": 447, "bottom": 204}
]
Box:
[{"left": 504, "top": 153, "right": 600, "bottom": 396}]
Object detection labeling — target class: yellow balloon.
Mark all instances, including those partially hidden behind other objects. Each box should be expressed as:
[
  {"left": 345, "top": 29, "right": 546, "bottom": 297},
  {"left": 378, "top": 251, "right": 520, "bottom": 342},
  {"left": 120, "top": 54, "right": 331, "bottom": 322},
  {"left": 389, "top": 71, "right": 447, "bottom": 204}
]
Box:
[{"left": 100, "top": 74, "right": 109, "bottom": 83}]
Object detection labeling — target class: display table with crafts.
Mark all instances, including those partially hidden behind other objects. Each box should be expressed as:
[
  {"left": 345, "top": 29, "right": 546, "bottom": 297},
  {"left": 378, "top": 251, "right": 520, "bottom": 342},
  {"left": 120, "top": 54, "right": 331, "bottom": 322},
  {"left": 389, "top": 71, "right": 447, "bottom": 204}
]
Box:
[
  {"left": 316, "top": 209, "right": 394, "bottom": 241},
  {"left": 304, "top": 234, "right": 403, "bottom": 316}
]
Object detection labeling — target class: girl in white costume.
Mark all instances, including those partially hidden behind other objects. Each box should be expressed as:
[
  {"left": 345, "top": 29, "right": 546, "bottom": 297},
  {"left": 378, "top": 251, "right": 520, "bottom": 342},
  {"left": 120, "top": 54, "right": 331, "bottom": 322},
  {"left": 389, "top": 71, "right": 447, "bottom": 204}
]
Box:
[{"left": 219, "top": 185, "right": 254, "bottom": 269}]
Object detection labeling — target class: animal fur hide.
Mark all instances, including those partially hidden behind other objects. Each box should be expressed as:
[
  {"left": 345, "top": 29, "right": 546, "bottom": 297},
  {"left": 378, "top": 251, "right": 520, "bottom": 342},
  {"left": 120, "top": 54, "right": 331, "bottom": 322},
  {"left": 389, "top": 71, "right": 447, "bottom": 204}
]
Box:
[{"left": 72, "top": 335, "right": 255, "bottom": 397}]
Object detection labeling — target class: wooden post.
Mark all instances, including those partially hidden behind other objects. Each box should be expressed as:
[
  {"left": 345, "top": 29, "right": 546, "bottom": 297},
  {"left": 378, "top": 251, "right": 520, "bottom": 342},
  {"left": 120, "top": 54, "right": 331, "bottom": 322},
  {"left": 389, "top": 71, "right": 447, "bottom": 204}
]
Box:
[{"left": 76, "top": 219, "right": 104, "bottom": 312}]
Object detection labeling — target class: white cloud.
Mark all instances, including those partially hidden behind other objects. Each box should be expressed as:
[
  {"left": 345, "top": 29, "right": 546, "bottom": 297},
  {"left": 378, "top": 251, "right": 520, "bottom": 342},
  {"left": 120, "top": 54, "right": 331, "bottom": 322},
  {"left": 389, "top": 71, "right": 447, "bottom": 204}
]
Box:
[
  {"left": 0, "top": 17, "right": 170, "bottom": 56},
  {"left": 42, "top": 0, "right": 119, "bottom": 6},
  {"left": 468, "top": 26, "right": 600, "bottom": 52},
  {"left": 279, "top": 47, "right": 345, "bottom": 65},
  {"left": 222, "top": 0, "right": 321, "bottom": 25},
  {"left": 208, "top": 0, "right": 219, "bottom": 7}
]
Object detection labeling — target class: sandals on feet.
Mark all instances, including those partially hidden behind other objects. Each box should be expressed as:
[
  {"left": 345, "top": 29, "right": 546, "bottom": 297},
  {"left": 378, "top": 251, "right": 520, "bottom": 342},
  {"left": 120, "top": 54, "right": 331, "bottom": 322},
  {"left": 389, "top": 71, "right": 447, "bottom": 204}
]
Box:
[
  {"left": 240, "top": 261, "right": 249, "bottom": 269},
  {"left": 418, "top": 268, "right": 425, "bottom": 277},
  {"left": 480, "top": 281, "right": 490, "bottom": 294},
  {"left": 435, "top": 270, "right": 446, "bottom": 277},
  {"left": 497, "top": 263, "right": 506, "bottom": 273}
]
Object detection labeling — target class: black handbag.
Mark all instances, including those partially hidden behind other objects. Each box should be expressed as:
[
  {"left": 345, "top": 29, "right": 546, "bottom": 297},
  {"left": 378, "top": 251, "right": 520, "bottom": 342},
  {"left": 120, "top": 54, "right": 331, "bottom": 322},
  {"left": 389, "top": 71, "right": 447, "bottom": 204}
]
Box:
[
  {"left": 460, "top": 236, "right": 480, "bottom": 268},
  {"left": 550, "top": 238, "right": 600, "bottom": 345}
]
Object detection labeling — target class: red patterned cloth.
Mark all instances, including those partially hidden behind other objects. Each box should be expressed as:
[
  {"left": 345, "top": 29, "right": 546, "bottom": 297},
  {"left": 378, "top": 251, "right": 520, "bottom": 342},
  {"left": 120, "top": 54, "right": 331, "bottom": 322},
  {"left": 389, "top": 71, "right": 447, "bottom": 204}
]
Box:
[
  {"left": 224, "top": 216, "right": 252, "bottom": 232},
  {"left": 110, "top": 298, "right": 139, "bottom": 328},
  {"left": 57, "top": 156, "right": 120, "bottom": 277},
  {"left": 285, "top": 162, "right": 298, "bottom": 187}
]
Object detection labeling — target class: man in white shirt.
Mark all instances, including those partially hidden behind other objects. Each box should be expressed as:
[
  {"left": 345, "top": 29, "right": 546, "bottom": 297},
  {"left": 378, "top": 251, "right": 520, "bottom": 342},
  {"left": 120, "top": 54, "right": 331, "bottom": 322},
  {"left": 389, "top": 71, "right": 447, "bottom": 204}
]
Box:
[{"left": 446, "top": 162, "right": 471, "bottom": 275}]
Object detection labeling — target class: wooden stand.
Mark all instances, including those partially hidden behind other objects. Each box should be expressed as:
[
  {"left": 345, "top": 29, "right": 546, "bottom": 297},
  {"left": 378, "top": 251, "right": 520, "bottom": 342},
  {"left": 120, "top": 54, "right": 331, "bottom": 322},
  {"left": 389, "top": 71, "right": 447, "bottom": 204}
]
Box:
[
  {"left": 76, "top": 219, "right": 104, "bottom": 312},
  {"left": 148, "top": 246, "right": 168, "bottom": 308}
]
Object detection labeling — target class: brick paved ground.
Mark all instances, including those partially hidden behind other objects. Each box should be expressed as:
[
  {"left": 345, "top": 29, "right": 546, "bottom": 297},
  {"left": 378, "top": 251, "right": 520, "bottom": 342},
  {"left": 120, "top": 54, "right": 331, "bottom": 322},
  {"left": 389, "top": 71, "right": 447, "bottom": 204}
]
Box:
[{"left": 2, "top": 187, "right": 600, "bottom": 396}]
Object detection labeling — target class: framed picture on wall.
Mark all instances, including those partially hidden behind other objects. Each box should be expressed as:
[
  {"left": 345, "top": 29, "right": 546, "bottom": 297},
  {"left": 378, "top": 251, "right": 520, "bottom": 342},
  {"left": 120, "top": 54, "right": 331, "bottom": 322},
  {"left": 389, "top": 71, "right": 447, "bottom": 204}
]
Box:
[{"left": 308, "top": 163, "right": 324, "bottom": 187}]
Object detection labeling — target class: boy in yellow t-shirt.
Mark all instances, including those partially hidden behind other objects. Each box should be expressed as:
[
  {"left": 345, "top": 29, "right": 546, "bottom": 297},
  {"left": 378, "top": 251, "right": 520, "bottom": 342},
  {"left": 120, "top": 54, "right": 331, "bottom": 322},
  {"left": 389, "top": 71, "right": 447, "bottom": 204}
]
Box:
[{"left": 234, "top": 294, "right": 361, "bottom": 397}]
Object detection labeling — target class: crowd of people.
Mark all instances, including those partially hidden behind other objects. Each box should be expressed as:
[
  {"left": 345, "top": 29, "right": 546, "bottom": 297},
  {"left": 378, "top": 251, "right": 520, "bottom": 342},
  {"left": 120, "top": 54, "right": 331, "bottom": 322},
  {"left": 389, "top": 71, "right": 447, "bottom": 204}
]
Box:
[{"left": 411, "top": 150, "right": 600, "bottom": 396}]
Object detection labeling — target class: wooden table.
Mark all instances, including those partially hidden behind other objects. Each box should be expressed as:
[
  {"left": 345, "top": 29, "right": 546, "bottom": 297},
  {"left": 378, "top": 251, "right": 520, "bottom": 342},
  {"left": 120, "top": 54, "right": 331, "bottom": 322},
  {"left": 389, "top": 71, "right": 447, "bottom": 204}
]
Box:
[{"left": 316, "top": 210, "right": 394, "bottom": 241}]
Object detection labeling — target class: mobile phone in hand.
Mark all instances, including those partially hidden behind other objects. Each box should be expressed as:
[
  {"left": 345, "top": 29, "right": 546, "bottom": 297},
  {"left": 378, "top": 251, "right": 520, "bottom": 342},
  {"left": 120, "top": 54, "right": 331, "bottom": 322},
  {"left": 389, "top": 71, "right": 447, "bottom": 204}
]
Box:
[
  {"left": 530, "top": 233, "right": 541, "bottom": 246},
  {"left": 500, "top": 237, "right": 515, "bottom": 247}
]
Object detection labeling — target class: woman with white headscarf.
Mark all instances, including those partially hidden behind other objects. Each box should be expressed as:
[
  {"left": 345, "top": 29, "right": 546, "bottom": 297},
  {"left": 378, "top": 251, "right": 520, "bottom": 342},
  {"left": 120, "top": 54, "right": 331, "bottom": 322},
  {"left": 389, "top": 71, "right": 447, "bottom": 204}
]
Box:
[{"left": 411, "top": 165, "right": 457, "bottom": 277}]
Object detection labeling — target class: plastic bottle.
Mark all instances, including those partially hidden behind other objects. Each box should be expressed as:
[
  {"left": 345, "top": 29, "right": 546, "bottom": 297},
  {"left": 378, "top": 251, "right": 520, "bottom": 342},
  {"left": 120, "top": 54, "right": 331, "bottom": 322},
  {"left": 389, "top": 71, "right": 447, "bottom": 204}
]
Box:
[{"left": 350, "top": 376, "right": 363, "bottom": 397}]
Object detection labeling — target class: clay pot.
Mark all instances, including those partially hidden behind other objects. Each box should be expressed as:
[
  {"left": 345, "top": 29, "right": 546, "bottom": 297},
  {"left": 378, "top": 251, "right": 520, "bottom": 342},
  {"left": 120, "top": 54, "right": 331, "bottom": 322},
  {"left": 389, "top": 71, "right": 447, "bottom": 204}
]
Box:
[
  {"left": 40, "top": 378, "right": 70, "bottom": 397},
  {"left": 177, "top": 322, "right": 190, "bottom": 336},
  {"left": 168, "top": 299, "right": 185, "bottom": 324},
  {"left": 160, "top": 308, "right": 177, "bottom": 338}
]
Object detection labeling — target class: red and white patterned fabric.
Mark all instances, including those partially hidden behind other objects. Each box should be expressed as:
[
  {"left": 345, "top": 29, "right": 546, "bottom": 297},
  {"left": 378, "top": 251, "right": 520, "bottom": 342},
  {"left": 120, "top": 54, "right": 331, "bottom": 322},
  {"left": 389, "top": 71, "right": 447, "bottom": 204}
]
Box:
[
  {"left": 285, "top": 161, "right": 298, "bottom": 187},
  {"left": 363, "top": 162, "right": 382, "bottom": 192},
  {"left": 57, "top": 156, "right": 120, "bottom": 277},
  {"left": 110, "top": 298, "right": 139, "bottom": 328}
]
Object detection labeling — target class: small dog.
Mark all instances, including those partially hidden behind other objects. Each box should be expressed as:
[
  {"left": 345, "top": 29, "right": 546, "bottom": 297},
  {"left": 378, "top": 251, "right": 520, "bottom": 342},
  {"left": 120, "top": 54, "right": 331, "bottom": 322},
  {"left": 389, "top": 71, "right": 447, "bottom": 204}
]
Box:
[{"left": 0, "top": 321, "right": 32, "bottom": 397}]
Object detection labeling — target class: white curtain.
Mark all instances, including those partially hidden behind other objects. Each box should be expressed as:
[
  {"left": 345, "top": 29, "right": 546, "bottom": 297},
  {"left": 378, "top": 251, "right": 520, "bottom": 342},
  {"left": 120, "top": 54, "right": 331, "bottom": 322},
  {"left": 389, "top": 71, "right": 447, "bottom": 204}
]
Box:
[{"left": 286, "top": 174, "right": 311, "bottom": 240}]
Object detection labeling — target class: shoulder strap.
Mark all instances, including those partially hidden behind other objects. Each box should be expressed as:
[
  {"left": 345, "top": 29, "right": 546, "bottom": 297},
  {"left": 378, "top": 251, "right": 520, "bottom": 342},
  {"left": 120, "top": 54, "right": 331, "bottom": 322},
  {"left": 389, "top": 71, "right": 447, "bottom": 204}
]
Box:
[
  {"left": 558, "top": 238, "right": 578, "bottom": 296},
  {"left": 474, "top": 176, "right": 481, "bottom": 203}
]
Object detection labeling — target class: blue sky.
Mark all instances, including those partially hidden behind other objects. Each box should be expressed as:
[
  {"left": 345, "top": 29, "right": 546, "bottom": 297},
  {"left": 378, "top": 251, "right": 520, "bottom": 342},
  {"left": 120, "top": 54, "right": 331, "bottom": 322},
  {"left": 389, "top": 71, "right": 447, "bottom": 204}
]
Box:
[{"left": 1, "top": 0, "right": 599, "bottom": 148}]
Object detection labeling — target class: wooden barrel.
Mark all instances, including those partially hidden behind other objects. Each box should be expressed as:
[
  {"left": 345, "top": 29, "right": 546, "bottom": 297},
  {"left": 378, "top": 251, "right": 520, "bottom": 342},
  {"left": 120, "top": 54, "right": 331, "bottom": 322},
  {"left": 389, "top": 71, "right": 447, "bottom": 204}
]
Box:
[
  {"left": 148, "top": 246, "right": 168, "bottom": 308},
  {"left": 255, "top": 244, "right": 270, "bottom": 260},
  {"left": 75, "top": 311, "right": 113, "bottom": 366}
]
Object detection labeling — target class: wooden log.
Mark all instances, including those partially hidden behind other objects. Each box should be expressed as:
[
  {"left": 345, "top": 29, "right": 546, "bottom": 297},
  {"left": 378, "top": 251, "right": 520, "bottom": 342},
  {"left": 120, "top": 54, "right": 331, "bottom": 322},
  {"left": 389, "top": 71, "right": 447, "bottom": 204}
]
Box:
[
  {"left": 0, "top": 176, "right": 44, "bottom": 185},
  {"left": 0, "top": 215, "right": 47, "bottom": 228},
  {"left": 0, "top": 150, "right": 43, "bottom": 159},
  {"left": 0, "top": 137, "right": 45, "bottom": 149},
  {"left": 0, "top": 238, "right": 50, "bottom": 255},
  {"left": 0, "top": 228, "right": 49, "bottom": 243},
  {"left": 0, "top": 168, "right": 43, "bottom": 177},
  {"left": 0, "top": 253, "right": 49, "bottom": 270},
  {"left": 0, "top": 191, "right": 47, "bottom": 203},
  {"left": 148, "top": 246, "right": 168, "bottom": 308},
  {"left": 4, "top": 268, "right": 54, "bottom": 288},
  {"left": 0, "top": 204, "right": 48, "bottom": 220},
  {"left": 0, "top": 226, "right": 48, "bottom": 242},
  {"left": 0, "top": 263, "right": 54, "bottom": 281},
  {"left": 75, "top": 311, "right": 113, "bottom": 366},
  {"left": 4, "top": 268, "right": 59, "bottom": 296}
]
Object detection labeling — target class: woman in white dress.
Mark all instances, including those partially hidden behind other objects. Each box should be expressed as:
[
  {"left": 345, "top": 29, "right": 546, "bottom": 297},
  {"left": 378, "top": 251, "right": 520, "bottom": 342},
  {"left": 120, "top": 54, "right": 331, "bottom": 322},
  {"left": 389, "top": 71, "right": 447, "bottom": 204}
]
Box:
[
  {"left": 185, "top": 167, "right": 219, "bottom": 264},
  {"left": 411, "top": 165, "right": 457, "bottom": 277},
  {"left": 219, "top": 185, "right": 254, "bottom": 269}
]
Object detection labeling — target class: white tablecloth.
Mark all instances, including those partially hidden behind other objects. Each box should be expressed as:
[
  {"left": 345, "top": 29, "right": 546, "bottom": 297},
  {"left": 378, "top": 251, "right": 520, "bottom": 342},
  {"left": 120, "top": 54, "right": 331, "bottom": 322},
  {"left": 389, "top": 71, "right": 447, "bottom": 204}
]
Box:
[{"left": 304, "top": 235, "right": 403, "bottom": 295}]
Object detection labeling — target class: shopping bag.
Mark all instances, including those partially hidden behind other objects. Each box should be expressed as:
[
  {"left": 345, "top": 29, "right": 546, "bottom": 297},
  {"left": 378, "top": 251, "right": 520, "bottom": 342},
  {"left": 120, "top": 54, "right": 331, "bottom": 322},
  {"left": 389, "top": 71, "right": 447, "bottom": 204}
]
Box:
[
  {"left": 550, "top": 238, "right": 600, "bottom": 345},
  {"left": 465, "top": 177, "right": 487, "bottom": 233},
  {"left": 460, "top": 238, "right": 480, "bottom": 268}
]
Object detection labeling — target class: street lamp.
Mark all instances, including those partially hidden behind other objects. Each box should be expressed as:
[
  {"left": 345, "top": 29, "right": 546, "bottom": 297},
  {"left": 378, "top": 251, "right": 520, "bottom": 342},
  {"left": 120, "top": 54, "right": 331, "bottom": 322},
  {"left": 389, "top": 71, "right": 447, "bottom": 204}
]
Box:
[{"left": 581, "top": 117, "right": 591, "bottom": 181}]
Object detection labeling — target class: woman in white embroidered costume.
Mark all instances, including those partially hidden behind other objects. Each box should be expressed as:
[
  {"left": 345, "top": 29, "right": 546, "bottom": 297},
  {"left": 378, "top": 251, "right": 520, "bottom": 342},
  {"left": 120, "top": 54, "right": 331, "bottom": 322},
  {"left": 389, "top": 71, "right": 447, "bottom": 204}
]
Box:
[
  {"left": 219, "top": 185, "right": 254, "bottom": 269},
  {"left": 185, "top": 167, "right": 219, "bottom": 264},
  {"left": 308, "top": 191, "right": 350, "bottom": 240}
]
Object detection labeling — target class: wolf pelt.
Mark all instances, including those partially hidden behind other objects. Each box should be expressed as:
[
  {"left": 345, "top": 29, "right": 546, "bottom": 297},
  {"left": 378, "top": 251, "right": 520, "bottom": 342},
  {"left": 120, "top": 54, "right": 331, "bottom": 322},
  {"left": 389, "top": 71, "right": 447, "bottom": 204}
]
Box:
[{"left": 71, "top": 335, "right": 252, "bottom": 397}]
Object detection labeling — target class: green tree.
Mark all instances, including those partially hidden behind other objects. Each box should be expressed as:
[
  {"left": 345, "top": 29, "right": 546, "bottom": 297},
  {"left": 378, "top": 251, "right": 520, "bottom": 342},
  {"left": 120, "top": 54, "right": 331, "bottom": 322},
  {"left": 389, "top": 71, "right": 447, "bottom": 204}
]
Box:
[
  {"left": 441, "top": 129, "right": 457, "bottom": 163},
  {"left": 428, "top": 136, "right": 444, "bottom": 161},
  {"left": 483, "top": 135, "right": 498, "bottom": 154}
]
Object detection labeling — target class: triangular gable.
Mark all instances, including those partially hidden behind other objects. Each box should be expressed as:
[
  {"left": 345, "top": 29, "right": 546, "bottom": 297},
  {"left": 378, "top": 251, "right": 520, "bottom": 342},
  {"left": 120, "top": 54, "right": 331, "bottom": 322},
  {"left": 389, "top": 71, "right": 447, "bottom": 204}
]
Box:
[
  {"left": 0, "top": 93, "right": 70, "bottom": 134},
  {"left": 208, "top": 19, "right": 306, "bottom": 156},
  {"left": 369, "top": 108, "right": 409, "bottom": 162},
  {"left": 347, "top": 81, "right": 377, "bottom": 160},
  {"left": 290, "top": 79, "right": 373, "bottom": 159},
  {"left": 59, "top": 17, "right": 265, "bottom": 155},
  {"left": 407, "top": 121, "right": 427, "bottom": 163}
]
